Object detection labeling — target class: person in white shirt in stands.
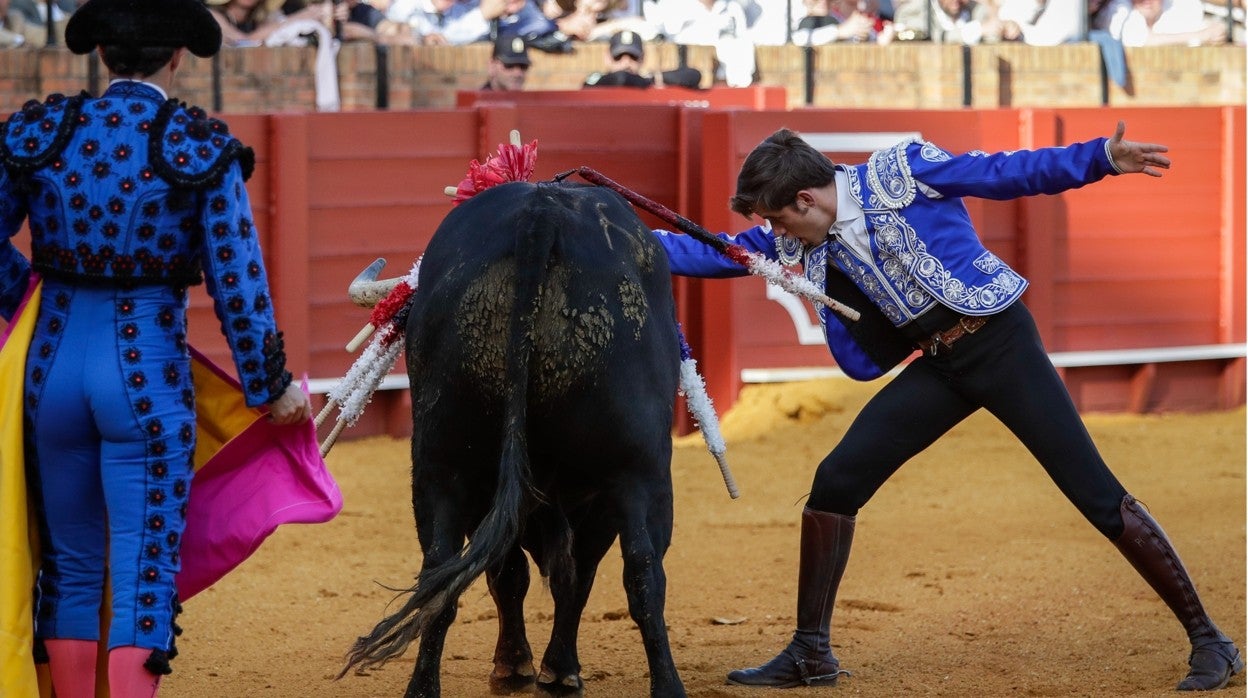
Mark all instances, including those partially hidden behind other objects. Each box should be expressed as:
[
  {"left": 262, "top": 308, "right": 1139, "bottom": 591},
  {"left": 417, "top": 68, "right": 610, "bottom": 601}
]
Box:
[
  {"left": 643, "top": 0, "right": 754, "bottom": 85},
  {"left": 1117, "top": 0, "right": 1228, "bottom": 43},
  {"left": 996, "top": 0, "right": 1129, "bottom": 44},
  {"left": 892, "top": 0, "right": 1006, "bottom": 43},
  {"left": 386, "top": 0, "right": 501, "bottom": 44}
]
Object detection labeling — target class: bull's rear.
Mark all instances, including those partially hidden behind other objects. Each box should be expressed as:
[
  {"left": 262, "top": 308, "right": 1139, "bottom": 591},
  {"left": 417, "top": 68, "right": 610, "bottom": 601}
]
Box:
[{"left": 344, "top": 181, "right": 685, "bottom": 698}]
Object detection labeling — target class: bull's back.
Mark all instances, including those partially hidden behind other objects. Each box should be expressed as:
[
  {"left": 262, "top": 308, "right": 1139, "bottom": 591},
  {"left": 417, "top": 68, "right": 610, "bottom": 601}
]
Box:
[{"left": 406, "top": 181, "right": 679, "bottom": 417}]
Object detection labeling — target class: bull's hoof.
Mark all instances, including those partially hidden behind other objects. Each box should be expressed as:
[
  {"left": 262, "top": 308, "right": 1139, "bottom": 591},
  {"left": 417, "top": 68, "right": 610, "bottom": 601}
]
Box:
[
  {"left": 490, "top": 662, "right": 538, "bottom": 694},
  {"left": 536, "top": 666, "right": 584, "bottom": 697}
]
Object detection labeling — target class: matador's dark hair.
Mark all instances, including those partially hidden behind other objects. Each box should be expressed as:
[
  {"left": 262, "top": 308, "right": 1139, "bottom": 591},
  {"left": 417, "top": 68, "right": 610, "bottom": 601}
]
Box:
[{"left": 730, "top": 128, "right": 837, "bottom": 219}]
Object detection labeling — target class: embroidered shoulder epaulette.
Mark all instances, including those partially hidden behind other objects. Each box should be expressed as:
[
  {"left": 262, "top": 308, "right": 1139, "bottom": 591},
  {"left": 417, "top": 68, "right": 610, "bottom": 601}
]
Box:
[
  {"left": 0, "top": 92, "right": 88, "bottom": 175},
  {"left": 149, "top": 101, "right": 255, "bottom": 189},
  {"left": 865, "top": 136, "right": 929, "bottom": 209}
]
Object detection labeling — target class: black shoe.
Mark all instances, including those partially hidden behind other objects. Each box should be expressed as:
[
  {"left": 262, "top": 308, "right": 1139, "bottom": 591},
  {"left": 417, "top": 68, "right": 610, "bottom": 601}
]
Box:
[
  {"left": 1177, "top": 640, "right": 1244, "bottom": 691},
  {"left": 726, "top": 646, "right": 848, "bottom": 688}
]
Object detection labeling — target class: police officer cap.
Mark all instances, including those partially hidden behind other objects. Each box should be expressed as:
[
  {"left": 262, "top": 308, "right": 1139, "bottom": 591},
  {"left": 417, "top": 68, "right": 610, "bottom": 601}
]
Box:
[
  {"left": 609, "top": 31, "right": 643, "bottom": 60},
  {"left": 493, "top": 35, "right": 532, "bottom": 67},
  {"left": 65, "top": 0, "right": 223, "bottom": 57}
]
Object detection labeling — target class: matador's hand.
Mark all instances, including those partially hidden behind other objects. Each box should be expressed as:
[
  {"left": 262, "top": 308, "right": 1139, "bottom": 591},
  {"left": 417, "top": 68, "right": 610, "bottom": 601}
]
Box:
[
  {"left": 268, "top": 382, "right": 312, "bottom": 425},
  {"left": 1108, "top": 120, "right": 1171, "bottom": 177}
]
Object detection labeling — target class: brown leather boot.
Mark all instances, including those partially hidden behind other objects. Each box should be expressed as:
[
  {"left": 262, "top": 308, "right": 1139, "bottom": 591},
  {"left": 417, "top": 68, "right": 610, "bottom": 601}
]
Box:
[
  {"left": 726, "top": 508, "right": 854, "bottom": 688},
  {"left": 1113, "top": 494, "right": 1244, "bottom": 691}
]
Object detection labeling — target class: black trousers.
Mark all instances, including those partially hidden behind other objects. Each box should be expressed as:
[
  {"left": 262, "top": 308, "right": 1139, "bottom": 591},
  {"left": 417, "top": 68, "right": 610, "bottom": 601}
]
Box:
[{"left": 807, "top": 302, "right": 1129, "bottom": 539}]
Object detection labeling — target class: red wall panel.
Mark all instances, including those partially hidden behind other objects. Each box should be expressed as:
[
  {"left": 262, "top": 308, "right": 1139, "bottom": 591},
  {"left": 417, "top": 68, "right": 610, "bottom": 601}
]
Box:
[{"left": 5, "top": 103, "right": 1241, "bottom": 445}]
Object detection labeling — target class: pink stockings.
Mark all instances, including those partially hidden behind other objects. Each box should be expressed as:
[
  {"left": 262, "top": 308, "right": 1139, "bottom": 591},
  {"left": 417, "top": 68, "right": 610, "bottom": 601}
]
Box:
[
  {"left": 44, "top": 640, "right": 162, "bottom": 698},
  {"left": 109, "top": 646, "right": 162, "bottom": 698},
  {"left": 44, "top": 639, "right": 96, "bottom": 698}
]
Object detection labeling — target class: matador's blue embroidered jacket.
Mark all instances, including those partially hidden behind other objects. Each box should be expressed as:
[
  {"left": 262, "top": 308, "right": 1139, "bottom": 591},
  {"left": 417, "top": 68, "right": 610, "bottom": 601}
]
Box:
[
  {"left": 655, "top": 136, "right": 1124, "bottom": 381},
  {"left": 0, "top": 81, "right": 291, "bottom": 405}
]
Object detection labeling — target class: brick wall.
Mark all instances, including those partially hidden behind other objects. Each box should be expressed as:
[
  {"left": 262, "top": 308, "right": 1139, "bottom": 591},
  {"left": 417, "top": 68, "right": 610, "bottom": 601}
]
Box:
[{"left": 0, "top": 42, "right": 1242, "bottom": 115}]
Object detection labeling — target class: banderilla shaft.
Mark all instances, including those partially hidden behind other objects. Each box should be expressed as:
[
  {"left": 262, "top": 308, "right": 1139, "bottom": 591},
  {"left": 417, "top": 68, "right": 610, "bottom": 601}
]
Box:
[
  {"left": 561, "top": 166, "right": 730, "bottom": 253},
  {"left": 561, "top": 166, "right": 860, "bottom": 323}
]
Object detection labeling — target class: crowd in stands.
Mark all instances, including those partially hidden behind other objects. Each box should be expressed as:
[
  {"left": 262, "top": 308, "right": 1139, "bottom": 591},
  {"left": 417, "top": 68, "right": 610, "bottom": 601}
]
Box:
[{"left": 0, "top": 0, "right": 1241, "bottom": 74}]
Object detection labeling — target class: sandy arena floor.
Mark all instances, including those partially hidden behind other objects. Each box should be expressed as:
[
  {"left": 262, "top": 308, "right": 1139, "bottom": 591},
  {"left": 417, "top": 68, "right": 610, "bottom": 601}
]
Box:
[{"left": 167, "top": 377, "right": 1246, "bottom": 697}]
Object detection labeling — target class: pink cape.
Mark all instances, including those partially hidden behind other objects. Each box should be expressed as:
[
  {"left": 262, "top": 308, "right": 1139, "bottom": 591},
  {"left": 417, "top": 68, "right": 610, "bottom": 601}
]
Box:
[{"left": 178, "top": 348, "right": 344, "bottom": 600}]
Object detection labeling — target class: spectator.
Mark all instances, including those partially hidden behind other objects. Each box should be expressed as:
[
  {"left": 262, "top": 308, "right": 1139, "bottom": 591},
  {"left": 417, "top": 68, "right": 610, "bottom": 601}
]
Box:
[
  {"left": 386, "top": 0, "right": 495, "bottom": 45},
  {"left": 1202, "top": 0, "right": 1244, "bottom": 42},
  {"left": 1117, "top": 0, "right": 1228, "bottom": 43},
  {"left": 997, "top": 0, "right": 1131, "bottom": 44},
  {"left": 548, "top": 0, "right": 652, "bottom": 40},
  {"left": 643, "top": 0, "right": 755, "bottom": 85},
  {"left": 386, "top": 0, "right": 567, "bottom": 48},
  {"left": 206, "top": 0, "right": 335, "bottom": 46},
  {"left": 644, "top": 0, "right": 746, "bottom": 42},
  {"left": 893, "top": 0, "right": 1005, "bottom": 42},
  {"left": 742, "top": 0, "right": 800, "bottom": 44},
  {"left": 583, "top": 28, "right": 702, "bottom": 86},
  {"left": 209, "top": 0, "right": 343, "bottom": 110},
  {"left": 495, "top": 0, "right": 574, "bottom": 52},
  {"left": 279, "top": 0, "right": 408, "bottom": 41},
  {"left": 0, "top": 0, "right": 24, "bottom": 47},
  {"left": 795, "top": 0, "right": 897, "bottom": 43},
  {"left": 5, "top": 0, "right": 81, "bottom": 46},
  {"left": 482, "top": 33, "right": 530, "bottom": 89}
]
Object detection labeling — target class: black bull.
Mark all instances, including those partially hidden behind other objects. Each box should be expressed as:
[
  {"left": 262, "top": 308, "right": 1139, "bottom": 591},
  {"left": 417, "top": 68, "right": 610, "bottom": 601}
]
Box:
[{"left": 343, "top": 181, "right": 688, "bottom": 697}]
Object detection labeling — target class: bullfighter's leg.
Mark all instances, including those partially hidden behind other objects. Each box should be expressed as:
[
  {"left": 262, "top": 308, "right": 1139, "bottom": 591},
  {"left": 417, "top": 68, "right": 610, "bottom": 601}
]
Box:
[
  {"left": 487, "top": 543, "right": 537, "bottom": 694},
  {"left": 615, "top": 481, "right": 686, "bottom": 698},
  {"left": 537, "top": 512, "right": 618, "bottom": 697}
]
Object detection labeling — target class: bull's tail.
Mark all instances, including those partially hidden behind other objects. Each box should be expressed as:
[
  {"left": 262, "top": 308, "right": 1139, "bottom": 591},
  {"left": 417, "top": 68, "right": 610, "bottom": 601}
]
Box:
[{"left": 340, "top": 191, "right": 562, "bottom": 678}]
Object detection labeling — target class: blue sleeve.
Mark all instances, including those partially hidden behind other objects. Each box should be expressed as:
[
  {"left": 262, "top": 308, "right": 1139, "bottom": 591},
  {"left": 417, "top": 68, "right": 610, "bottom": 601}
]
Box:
[
  {"left": 653, "top": 224, "right": 778, "bottom": 278},
  {"left": 818, "top": 307, "right": 891, "bottom": 381},
  {"left": 199, "top": 163, "right": 292, "bottom": 407},
  {"left": 0, "top": 166, "right": 31, "bottom": 322},
  {"left": 909, "top": 137, "right": 1121, "bottom": 201}
]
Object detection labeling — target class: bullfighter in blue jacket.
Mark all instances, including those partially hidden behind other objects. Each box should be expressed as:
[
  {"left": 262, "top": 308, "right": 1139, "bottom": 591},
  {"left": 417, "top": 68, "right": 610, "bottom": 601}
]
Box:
[
  {"left": 0, "top": 0, "right": 311, "bottom": 695},
  {"left": 653, "top": 124, "right": 1242, "bottom": 691}
]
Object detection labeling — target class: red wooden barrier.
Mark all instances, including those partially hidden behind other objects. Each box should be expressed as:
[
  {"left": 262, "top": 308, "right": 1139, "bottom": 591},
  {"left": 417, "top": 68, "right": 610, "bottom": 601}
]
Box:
[{"left": 5, "top": 104, "right": 1243, "bottom": 446}]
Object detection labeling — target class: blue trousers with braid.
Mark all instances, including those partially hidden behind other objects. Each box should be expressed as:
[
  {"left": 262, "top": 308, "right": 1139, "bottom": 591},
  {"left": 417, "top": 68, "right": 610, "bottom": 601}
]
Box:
[{"left": 25, "top": 279, "right": 193, "bottom": 654}]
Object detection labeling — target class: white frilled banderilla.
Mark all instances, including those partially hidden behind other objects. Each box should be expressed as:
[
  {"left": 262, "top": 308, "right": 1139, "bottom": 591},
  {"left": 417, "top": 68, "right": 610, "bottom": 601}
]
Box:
[
  {"left": 318, "top": 256, "right": 739, "bottom": 499},
  {"left": 313, "top": 257, "right": 419, "bottom": 456}
]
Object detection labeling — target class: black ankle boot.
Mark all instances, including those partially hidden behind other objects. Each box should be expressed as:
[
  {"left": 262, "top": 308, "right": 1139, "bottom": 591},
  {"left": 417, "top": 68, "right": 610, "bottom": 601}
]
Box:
[
  {"left": 1114, "top": 494, "right": 1244, "bottom": 691},
  {"left": 726, "top": 508, "right": 855, "bottom": 688},
  {"left": 726, "top": 636, "right": 846, "bottom": 688}
]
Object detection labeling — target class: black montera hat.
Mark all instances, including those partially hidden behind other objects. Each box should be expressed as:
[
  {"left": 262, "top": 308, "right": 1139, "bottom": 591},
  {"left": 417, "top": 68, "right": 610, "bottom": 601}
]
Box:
[
  {"left": 65, "top": 0, "right": 223, "bottom": 57},
  {"left": 609, "top": 30, "right": 643, "bottom": 60},
  {"left": 493, "top": 35, "right": 532, "bottom": 67}
]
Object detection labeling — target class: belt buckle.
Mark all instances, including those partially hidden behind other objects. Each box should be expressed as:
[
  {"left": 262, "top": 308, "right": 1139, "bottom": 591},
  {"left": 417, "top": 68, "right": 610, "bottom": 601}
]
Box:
[{"left": 926, "top": 332, "right": 944, "bottom": 357}]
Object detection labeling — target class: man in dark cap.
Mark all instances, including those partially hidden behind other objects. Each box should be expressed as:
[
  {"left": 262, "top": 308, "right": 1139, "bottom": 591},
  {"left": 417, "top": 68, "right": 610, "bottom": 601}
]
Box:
[
  {"left": 482, "top": 33, "right": 531, "bottom": 91},
  {"left": 0, "top": 0, "right": 311, "bottom": 695},
  {"left": 583, "top": 29, "right": 702, "bottom": 89}
]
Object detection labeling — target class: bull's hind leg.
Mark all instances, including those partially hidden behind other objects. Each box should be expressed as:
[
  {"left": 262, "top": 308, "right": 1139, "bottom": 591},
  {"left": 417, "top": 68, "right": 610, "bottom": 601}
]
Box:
[
  {"left": 406, "top": 482, "right": 472, "bottom": 698},
  {"left": 487, "top": 543, "right": 537, "bottom": 694},
  {"left": 536, "top": 517, "right": 618, "bottom": 697},
  {"left": 404, "top": 602, "right": 458, "bottom": 698},
  {"left": 616, "top": 484, "right": 686, "bottom": 698}
]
